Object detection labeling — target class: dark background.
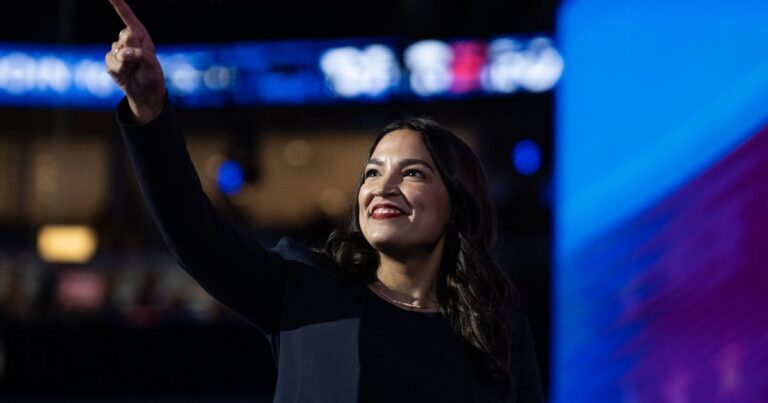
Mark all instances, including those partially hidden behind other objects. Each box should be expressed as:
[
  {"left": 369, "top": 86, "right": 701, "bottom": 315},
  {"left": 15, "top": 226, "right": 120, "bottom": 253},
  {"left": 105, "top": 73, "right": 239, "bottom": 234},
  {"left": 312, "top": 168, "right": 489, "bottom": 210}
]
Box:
[{"left": 0, "top": 0, "right": 556, "bottom": 400}]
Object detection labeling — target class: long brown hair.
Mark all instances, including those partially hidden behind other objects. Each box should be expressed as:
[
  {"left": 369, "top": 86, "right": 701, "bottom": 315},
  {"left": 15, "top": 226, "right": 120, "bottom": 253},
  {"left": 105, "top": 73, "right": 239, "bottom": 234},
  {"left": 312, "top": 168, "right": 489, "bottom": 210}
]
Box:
[{"left": 325, "top": 117, "right": 519, "bottom": 390}]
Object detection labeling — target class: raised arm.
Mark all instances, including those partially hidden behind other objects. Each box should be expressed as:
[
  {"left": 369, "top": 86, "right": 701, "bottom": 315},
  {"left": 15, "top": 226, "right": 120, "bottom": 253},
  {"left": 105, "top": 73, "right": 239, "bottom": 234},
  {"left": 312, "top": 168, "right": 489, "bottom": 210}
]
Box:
[
  {"left": 105, "top": 0, "right": 166, "bottom": 124},
  {"left": 105, "top": 0, "right": 284, "bottom": 335}
]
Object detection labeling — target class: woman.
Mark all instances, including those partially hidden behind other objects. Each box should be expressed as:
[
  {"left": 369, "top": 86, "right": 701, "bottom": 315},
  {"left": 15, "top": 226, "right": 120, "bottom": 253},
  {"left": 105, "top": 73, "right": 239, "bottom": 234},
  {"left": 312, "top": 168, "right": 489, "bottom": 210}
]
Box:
[{"left": 105, "top": 1, "right": 543, "bottom": 402}]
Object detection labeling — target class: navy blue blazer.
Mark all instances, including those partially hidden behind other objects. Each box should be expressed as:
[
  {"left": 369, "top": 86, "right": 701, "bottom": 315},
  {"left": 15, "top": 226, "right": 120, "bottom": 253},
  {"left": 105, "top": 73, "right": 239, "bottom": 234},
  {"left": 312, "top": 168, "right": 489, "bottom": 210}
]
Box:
[{"left": 117, "top": 98, "right": 544, "bottom": 403}]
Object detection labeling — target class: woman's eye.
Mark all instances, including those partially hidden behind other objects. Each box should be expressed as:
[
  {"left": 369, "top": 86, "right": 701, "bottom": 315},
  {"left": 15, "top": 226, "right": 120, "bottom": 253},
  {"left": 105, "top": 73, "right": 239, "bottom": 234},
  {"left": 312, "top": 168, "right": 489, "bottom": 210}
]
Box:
[
  {"left": 404, "top": 169, "right": 425, "bottom": 178},
  {"left": 364, "top": 169, "right": 379, "bottom": 178}
]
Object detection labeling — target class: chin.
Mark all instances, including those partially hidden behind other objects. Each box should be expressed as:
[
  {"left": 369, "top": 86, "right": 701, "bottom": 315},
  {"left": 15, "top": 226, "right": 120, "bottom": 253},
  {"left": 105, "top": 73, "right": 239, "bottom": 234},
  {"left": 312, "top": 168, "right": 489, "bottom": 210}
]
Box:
[
  {"left": 362, "top": 230, "right": 404, "bottom": 250},
  {"left": 366, "top": 235, "right": 443, "bottom": 256},
  {"left": 365, "top": 234, "right": 401, "bottom": 250},
  {"left": 368, "top": 241, "right": 412, "bottom": 259}
]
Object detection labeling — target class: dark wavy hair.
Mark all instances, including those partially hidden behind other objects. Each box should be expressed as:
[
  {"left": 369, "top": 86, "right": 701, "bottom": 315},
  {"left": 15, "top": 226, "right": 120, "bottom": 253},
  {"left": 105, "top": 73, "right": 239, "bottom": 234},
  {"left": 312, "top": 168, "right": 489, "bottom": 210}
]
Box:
[{"left": 324, "top": 117, "right": 520, "bottom": 390}]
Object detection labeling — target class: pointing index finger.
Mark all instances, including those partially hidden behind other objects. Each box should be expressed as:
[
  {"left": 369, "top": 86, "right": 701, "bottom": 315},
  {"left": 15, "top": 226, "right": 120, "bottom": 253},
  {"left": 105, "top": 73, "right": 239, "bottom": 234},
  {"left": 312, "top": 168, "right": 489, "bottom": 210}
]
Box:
[{"left": 110, "top": 0, "right": 145, "bottom": 32}]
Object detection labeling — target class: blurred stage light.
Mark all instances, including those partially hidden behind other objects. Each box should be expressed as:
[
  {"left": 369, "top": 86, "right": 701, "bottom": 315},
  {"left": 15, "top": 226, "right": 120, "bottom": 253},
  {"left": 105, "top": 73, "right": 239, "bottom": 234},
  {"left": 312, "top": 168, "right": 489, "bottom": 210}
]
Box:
[
  {"left": 0, "top": 52, "right": 70, "bottom": 94},
  {"left": 37, "top": 225, "right": 98, "bottom": 264},
  {"left": 0, "top": 50, "right": 123, "bottom": 104},
  {"left": 56, "top": 270, "right": 107, "bottom": 311},
  {"left": 482, "top": 38, "right": 523, "bottom": 93},
  {"left": 449, "top": 41, "right": 486, "bottom": 94},
  {"left": 202, "top": 65, "right": 233, "bottom": 90},
  {"left": 161, "top": 54, "right": 203, "bottom": 95},
  {"left": 319, "top": 44, "right": 400, "bottom": 98},
  {"left": 217, "top": 160, "right": 245, "bottom": 195},
  {"left": 169, "top": 63, "right": 201, "bottom": 94},
  {"left": 518, "top": 37, "right": 564, "bottom": 92},
  {"left": 0, "top": 36, "right": 561, "bottom": 108},
  {"left": 482, "top": 37, "right": 564, "bottom": 94},
  {"left": 74, "top": 58, "right": 116, "bottom": 98},
  {"left": 404, "top": 40, "right": 453, "bottom": 96},
  {"left": 512, "top": 139, "right": 542, "bottom": 175}
]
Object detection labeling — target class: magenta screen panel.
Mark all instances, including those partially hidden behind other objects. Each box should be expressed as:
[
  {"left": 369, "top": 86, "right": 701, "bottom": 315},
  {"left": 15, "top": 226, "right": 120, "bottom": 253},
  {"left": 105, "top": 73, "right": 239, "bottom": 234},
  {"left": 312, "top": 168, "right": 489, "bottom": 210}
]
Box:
[{"left": 555, "top": 1, "right": 768, "bottom": 401}]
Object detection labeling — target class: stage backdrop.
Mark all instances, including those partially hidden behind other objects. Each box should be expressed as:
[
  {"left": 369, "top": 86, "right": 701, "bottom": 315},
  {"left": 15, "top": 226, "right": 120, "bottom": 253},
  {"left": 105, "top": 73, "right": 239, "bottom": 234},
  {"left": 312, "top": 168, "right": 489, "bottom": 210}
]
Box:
[{"left": 555, "top": 0, "right": 768, "bottom": 401}]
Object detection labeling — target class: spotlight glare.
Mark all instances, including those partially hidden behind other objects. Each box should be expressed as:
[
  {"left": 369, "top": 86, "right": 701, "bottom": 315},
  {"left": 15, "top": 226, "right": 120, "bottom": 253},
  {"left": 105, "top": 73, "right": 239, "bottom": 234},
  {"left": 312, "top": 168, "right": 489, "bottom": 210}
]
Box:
[
  {"left": 513, "top": 139, "right": 542, "bottom": 176},
  {"left": 37, "top": 225, "right": 98, "bottom": 263},
  {"left": 217, "top": 160, "right": 245, "bottom": 195}
]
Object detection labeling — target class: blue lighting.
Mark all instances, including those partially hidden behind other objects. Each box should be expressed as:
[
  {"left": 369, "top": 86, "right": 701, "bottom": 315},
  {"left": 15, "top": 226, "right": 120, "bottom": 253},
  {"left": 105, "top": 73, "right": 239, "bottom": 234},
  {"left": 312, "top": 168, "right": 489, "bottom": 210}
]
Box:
[
  {"left": 0, "top": 36, "right": 561, "bottom": 109},
  {"left": 555, "top": 0, "right": 768, "bottom": 402},
  {"left": 512, "top": 139, "right": 542, "bottom": 175},
  {"left": 217, "top": 160, "right": 244, "bottom": 195}
]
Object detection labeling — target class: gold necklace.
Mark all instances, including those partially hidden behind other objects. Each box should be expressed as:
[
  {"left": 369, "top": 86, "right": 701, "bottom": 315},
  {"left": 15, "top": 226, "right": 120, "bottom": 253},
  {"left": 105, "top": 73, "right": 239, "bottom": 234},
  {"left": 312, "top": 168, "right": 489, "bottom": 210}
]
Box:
[{"left": 369, "top": 280, "right": 440, "bottom": 311}]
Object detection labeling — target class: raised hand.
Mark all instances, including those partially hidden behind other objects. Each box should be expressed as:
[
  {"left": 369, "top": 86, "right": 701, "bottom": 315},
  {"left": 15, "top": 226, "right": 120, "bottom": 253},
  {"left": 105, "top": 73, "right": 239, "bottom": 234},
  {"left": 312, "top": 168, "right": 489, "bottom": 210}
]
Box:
[{"left": 105, "top": 0, "right": 166, "bottom": 124}]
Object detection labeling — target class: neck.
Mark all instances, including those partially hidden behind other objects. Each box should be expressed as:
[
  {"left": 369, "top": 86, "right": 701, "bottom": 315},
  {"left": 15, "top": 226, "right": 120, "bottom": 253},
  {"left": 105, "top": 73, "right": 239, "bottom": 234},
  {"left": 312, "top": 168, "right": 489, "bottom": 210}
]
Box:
[{"left": 373, "top": 236, "right": 445, "bottom": 306}]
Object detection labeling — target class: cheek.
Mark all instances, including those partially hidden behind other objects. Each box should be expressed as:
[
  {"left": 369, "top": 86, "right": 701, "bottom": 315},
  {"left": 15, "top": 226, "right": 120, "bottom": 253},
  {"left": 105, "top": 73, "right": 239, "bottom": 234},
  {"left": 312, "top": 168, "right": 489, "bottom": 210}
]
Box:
[
  {"left": 359, "top": 180, "right": 379, "bottom": 204},
  {"left": 419, "top": 188, "right": 451, "bottom": 225},
  {"left": 357, "top": 186, "right": 368, "bottom": 210},
  {"left": 357, "top": 186, "right": 370, "bottom": 223},
  {"left": 438, "top": 190, "right": 452, "bottom": 217}
]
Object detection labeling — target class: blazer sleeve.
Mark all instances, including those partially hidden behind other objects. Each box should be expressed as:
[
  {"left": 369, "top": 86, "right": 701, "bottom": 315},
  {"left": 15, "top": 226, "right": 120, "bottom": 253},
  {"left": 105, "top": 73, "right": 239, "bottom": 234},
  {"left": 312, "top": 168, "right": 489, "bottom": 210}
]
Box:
[
  {"left": 116, "top": 97, "right": 284, "bottom": 336},
  {"left": 517, "top": 314, "right": 544, "bottom": 403}
]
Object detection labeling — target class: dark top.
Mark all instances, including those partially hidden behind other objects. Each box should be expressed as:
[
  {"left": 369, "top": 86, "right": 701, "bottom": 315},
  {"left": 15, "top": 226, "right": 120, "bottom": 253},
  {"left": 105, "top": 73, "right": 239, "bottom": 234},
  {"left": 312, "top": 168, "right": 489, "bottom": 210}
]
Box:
[
  {"left": 116, "top": 97, "right": 544, "bottom": 403},
  {"left": 359, "top": 287, "right": 472, "bottom": 403}
]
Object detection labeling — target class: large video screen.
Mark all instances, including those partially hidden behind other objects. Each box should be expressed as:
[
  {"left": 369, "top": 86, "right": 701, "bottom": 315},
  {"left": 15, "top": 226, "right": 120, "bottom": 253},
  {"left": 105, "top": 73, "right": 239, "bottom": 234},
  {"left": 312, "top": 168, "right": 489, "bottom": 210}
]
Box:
[
  {"left": 0, "top": 35, "right": 561, "bottom": 108},
  {"left": 555, "top": 0, "right": 768, "bottom": 401}
]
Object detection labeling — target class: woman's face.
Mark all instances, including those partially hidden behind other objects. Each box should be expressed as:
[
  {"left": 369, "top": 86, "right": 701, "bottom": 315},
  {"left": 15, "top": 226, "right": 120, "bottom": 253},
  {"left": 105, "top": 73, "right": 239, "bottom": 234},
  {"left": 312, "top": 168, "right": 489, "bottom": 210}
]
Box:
[{"left": 358, "top": 129, "right": 452, "bottom": 255}]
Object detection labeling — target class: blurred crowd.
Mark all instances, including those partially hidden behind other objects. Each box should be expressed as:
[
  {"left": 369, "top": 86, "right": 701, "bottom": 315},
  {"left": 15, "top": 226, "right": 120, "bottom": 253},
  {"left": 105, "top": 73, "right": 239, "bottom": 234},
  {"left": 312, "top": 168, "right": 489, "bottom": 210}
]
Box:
[{"left": 0, "top": 252, "right": 242, "bottom": 327}]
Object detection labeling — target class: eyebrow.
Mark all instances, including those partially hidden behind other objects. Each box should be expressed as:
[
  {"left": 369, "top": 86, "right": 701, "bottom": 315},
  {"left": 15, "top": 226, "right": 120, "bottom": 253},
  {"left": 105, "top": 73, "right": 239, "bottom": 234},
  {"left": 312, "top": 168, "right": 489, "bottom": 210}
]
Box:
[{"left": 366, "top": 158, "right": 436, "bottom": 173}]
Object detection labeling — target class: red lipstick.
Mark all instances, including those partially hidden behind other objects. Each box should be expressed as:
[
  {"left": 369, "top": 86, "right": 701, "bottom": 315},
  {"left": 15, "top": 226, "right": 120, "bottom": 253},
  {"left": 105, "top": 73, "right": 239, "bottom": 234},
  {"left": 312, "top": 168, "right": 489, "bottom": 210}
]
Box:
[{"left": 370, "top": 203, "right": 406, "bottom": 219}]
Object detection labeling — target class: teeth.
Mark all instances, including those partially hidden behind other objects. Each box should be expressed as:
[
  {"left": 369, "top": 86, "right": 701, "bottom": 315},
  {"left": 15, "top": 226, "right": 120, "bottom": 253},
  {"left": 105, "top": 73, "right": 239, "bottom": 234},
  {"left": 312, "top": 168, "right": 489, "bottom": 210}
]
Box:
[{"left": 374, "top": 207, "right": 401, "bottom": 214}]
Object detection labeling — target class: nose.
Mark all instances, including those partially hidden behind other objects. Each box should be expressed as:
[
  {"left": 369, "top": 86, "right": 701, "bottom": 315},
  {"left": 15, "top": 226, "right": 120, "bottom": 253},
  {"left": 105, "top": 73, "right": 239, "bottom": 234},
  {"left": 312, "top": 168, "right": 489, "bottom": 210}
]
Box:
[
  {"left": 373, "top": 186, "right": 400, "bottom": 197},
  {"left": 372, "top": 170, "right": 401, "bottom": 197}
]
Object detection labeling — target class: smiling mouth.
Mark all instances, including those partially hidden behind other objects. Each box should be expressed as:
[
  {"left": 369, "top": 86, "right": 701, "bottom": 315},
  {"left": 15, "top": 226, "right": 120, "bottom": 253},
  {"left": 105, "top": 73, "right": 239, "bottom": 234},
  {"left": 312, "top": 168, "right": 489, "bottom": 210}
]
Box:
[
  {"left": 371, "top": 206, "right": 406, "bottom": 219},
  {"left": 369, "top": 202, "right": 408, "bottom": 219}
]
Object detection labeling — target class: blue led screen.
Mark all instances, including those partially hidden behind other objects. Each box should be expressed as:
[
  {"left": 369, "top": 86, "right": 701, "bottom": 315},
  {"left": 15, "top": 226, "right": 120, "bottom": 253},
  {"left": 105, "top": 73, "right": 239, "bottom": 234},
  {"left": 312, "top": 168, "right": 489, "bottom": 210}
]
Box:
[
  {"left": 555, "top": 0, "right": 768, "bottom": 401},
  {"left": 0, "top": 35, "right": 562, "bottom": 109}
]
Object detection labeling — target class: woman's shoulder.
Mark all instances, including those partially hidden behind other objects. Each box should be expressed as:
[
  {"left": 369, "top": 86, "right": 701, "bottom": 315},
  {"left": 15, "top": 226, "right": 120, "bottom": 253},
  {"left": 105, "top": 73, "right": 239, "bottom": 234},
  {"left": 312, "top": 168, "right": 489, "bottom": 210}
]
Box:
[
  {"left": 270, "top": 236, "right": 362, "bottom": 289},
  {"left": 270, "top": 236, "right": 338, "bottom": 271},
  {"left": 270, "top": 237, "right": 366, "bottom": 320}
]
